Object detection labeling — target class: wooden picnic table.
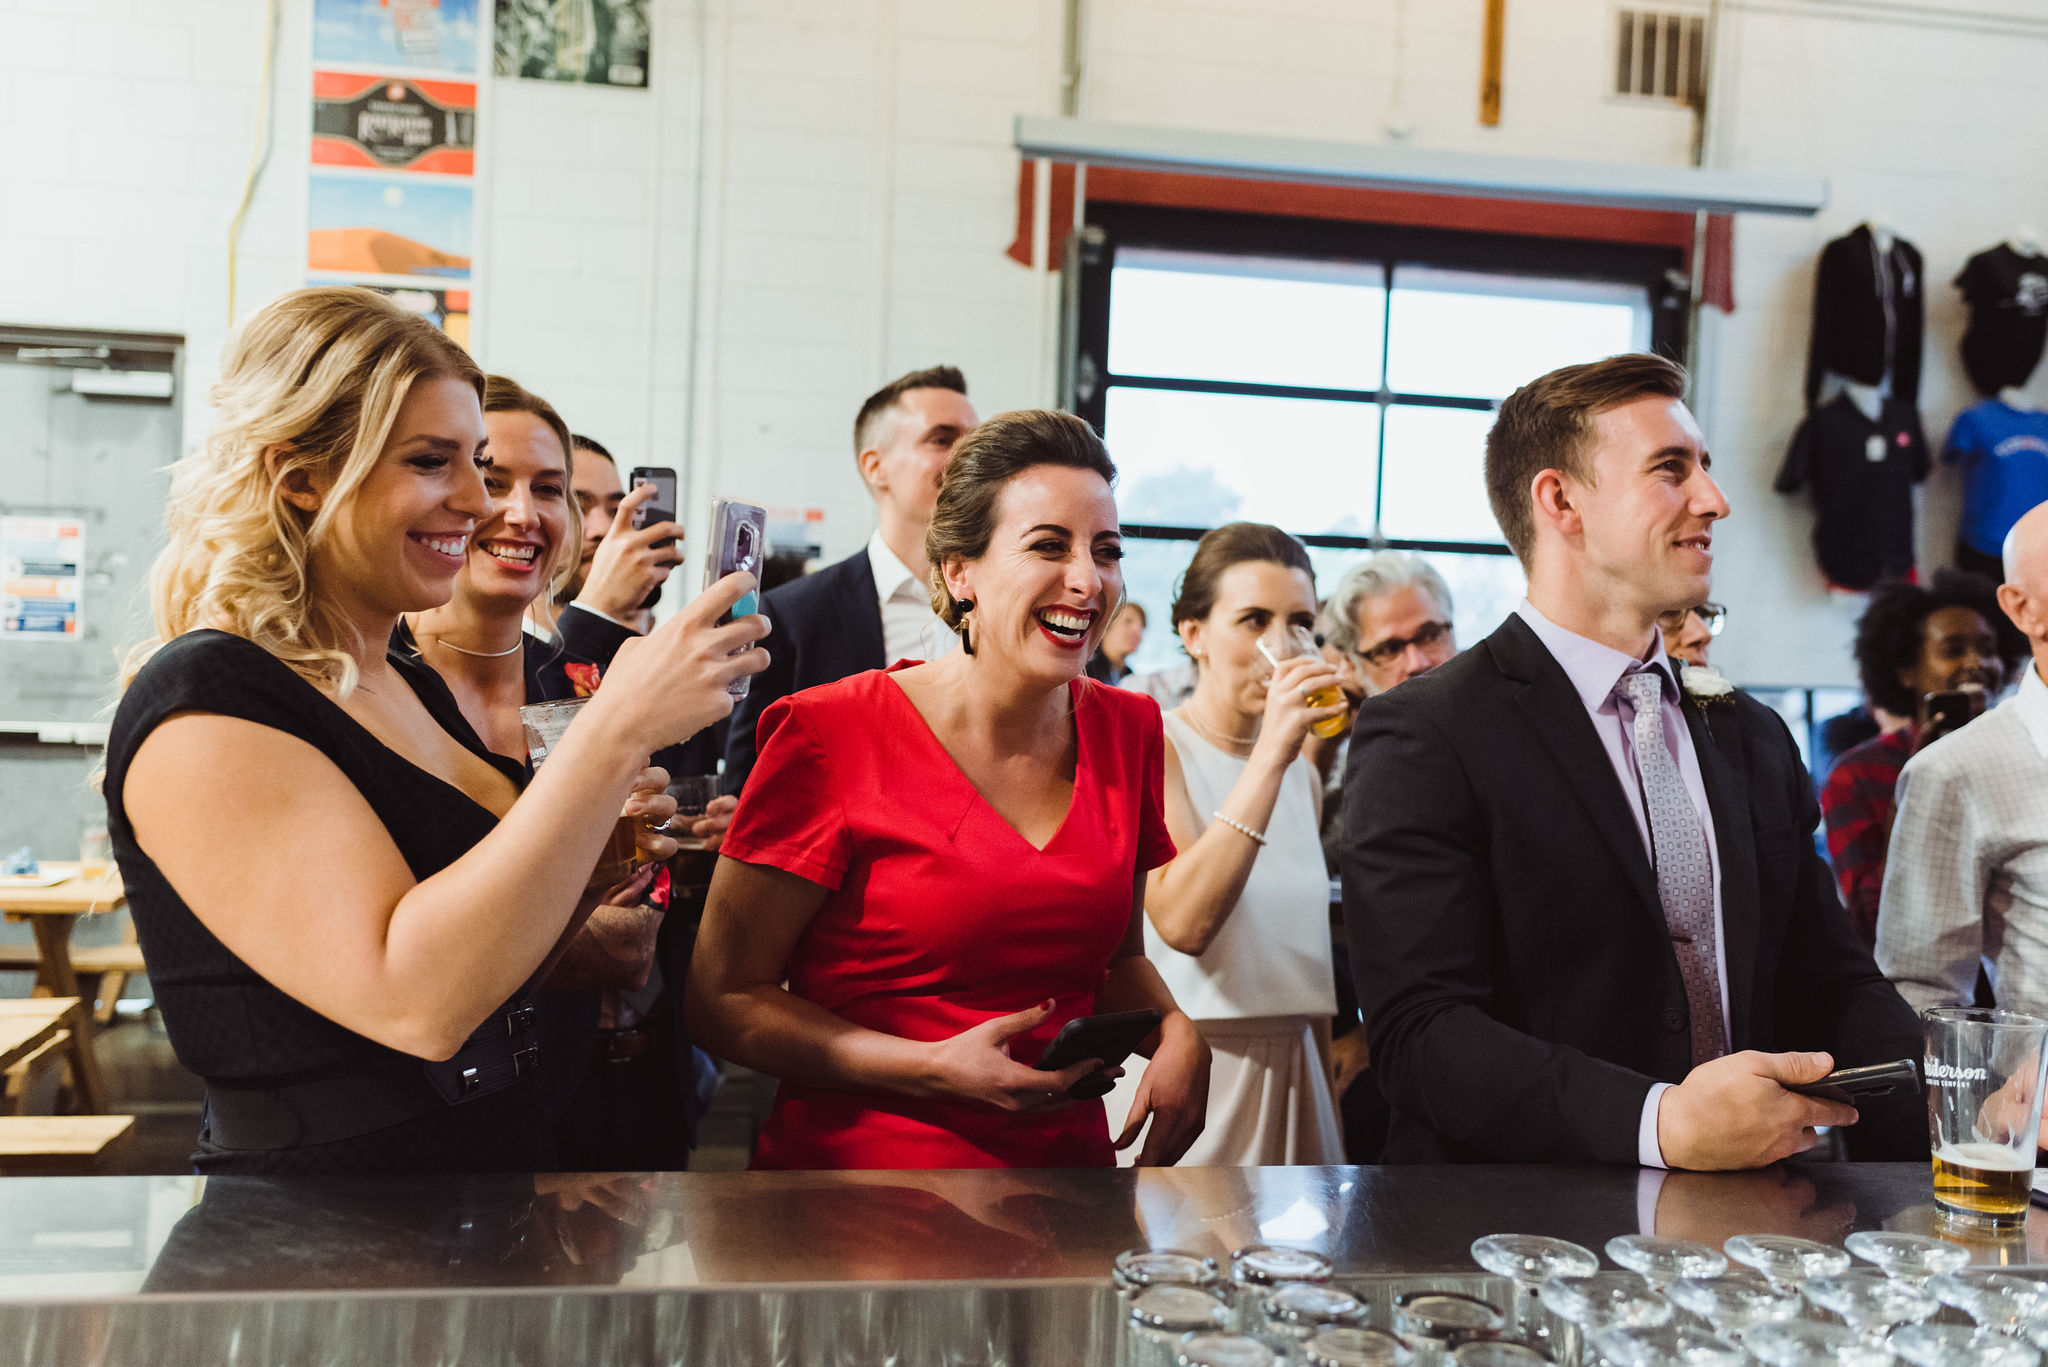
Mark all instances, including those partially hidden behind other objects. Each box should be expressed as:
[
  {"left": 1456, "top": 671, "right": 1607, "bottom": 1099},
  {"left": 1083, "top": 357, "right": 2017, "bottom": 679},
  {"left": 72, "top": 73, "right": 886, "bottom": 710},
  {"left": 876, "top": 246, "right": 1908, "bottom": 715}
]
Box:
[
  {"left": 0, "top": 863, "right": 123, "bottom": 1113},
  {"left": 0, "top": 998, "right": 81, "bottom": 1075}
]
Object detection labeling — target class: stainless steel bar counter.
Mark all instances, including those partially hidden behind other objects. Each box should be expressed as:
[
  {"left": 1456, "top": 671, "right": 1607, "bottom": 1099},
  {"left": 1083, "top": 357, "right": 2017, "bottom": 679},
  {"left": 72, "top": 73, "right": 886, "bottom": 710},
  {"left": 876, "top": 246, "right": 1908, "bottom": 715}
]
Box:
[{"left": 0, "top": 1162, "right": 2034, "bottom": 1365}]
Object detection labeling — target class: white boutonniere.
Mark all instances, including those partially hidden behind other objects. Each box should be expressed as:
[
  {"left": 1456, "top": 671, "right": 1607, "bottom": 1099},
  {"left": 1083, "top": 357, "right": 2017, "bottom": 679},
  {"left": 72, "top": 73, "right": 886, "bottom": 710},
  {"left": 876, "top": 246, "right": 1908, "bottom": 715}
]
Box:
[{"left": 1680, "top": 664, "right": 1735, "bottom": 705}]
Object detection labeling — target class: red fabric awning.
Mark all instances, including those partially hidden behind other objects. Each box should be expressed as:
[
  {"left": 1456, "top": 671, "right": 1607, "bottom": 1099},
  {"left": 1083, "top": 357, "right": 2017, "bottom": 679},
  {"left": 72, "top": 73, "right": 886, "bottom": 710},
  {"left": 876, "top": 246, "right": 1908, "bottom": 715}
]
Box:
[{"left": 1008, "top": 161, "right": 1734, "bottom": 312}]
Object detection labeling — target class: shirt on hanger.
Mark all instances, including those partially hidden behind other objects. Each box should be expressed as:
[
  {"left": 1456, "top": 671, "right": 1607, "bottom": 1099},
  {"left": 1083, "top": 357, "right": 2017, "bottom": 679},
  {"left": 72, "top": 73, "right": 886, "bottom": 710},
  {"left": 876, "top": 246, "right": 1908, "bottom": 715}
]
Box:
[
  {"left": 1945, "top": 398, "right": 2048, "bottom": 558},
  {"left": 1957, "top": 244, "right": 2048, "bottom": 395},
  {"left": 1777, "top": 394, "right": 1927, "bottom": 590}
]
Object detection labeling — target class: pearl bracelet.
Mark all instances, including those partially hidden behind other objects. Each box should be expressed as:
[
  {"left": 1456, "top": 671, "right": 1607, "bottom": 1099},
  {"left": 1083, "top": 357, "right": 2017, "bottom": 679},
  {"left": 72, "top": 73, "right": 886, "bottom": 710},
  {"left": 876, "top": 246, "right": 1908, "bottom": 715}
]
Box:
[{"left": 1211, "top": 810, "right": 1268, "bottom": 846}]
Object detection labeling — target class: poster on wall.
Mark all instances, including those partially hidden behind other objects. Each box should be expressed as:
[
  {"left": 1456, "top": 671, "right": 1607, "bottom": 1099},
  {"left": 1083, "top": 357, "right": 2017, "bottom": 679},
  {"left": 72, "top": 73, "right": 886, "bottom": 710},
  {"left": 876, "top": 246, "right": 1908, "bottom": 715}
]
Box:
[
  {"left": 362, "top": 282, "right": 472, "bottom": 349},
  {"left": 308, "top": 171, "right": 473, "bottom": 283},
  {"left": 312, "top": 72, "right": 477, "bottom": 175},
  {"left": 494, "top": 0, "right": 650, "bottom": 88},
  {"left": 0, "top": 517, "right": 85, "bottom": 642},
  {"left": 314, "top": 0, "right": 482, "bottom": 76}
]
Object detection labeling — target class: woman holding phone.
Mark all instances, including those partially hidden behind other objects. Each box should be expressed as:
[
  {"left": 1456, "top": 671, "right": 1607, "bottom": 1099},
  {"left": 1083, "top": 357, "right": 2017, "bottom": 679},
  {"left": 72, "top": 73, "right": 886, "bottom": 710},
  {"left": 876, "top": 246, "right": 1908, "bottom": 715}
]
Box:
[
  {"left": 104, "top": 287, "right": 767, "bottom": 1173},
  {"left": 688, "top": 409, "right": 1210, "bottom": 1170}
]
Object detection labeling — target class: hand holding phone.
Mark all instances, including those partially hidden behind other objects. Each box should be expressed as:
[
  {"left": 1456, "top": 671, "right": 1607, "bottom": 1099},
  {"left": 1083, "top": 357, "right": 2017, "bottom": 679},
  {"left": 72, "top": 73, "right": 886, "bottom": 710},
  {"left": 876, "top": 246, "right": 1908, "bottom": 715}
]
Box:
[
  {"left": 704, "top": 498, "right": 768, "bottom": 699},
  {"left": 628, "top": 466, "right": 678, "bottom": 549},
  {"left": 1921, "top": 688, "right": 1989, "bottom": 746},
  {"left": 1783, "top": 1058, "right": 1919, "bottom": 1106},
  {"left": 1036, "top": 1009, "right": 1162, "bottom": 1100}
]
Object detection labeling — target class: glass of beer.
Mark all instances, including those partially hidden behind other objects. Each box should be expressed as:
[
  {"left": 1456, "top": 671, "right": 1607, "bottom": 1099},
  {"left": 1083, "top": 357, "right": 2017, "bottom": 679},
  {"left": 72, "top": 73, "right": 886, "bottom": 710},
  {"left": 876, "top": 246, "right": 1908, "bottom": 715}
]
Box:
[
  {"left": 519, "top": 698, "right": 646, "bottom": 892},
  {"left": 77, "top": 820, "right": 112, "bottom": 881},
  {"left": 1256, "top": 625, "right": 1350, "bottom": 740},
  {"left": 663, "top": 775, "right": 722, "bottom": 903},
  {"left": 1924, "top": 1006, "right": 2048, "bottom": 1223}
]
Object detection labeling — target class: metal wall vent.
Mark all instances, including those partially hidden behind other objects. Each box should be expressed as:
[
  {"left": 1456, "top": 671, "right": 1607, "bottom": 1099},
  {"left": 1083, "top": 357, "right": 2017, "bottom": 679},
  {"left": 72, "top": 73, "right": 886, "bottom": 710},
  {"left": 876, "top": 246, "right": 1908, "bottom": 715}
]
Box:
[{"left": 1614, "top": 7, "right": 1707, "bottom": 107}]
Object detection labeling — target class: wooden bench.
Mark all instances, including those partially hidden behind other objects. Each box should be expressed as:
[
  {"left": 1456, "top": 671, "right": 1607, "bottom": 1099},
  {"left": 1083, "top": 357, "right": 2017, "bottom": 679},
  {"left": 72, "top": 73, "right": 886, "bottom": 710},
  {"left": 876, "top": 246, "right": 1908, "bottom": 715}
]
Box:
[
  {"left": 0, "top": 1115, "right": 134, "bottom": 1172},
  {"left": 0, "top": 942, "right": 146, "bottom": 1022}
]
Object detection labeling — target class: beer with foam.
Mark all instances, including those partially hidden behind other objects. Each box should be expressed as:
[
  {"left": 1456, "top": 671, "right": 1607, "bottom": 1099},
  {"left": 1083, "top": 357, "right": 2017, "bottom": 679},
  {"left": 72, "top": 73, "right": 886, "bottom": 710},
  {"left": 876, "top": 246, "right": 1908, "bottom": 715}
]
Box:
[{"left": 1933, "top": 1142, "right": 2033, "bottom": 1220}]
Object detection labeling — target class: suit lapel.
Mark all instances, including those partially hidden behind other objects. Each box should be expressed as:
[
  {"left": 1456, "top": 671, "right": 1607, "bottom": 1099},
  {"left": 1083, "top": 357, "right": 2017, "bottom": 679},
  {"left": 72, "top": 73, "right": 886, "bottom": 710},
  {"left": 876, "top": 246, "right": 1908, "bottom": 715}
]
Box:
[
  {"left": 1490, "top": 618, "right": 1665, "bottom": 928},
  {"left": 1682, "top": 698, "right": 1759, "bottom": 1048},
  {"left": 835, "top": 551, "right": 888, "bottom": 672}
]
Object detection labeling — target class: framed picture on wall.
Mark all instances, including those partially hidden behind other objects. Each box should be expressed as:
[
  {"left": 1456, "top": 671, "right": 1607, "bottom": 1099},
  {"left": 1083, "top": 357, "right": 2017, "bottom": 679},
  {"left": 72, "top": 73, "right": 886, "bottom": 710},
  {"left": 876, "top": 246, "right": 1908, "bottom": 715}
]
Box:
[{"left": 493, "top": 0, "right": 650, "bottom": 88}]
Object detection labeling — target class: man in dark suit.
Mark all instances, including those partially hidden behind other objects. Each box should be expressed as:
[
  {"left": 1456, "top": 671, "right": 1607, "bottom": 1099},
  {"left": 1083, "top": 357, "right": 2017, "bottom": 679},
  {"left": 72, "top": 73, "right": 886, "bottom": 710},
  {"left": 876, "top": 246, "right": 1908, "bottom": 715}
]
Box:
[
  {"left": 1343, "top": 352, "right": 1927, "bottom": 1169},
  {"left": 724, "top": 366, "right": 980, "bottom": 788}
]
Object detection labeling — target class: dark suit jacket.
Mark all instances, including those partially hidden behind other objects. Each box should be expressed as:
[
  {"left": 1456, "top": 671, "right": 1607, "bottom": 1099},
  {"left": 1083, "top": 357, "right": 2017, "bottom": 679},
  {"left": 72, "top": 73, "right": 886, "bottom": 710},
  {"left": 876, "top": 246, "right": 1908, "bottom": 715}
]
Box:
[
  {"left": 723, "top": 549, "right": 885, "bottom": 790},
  {"left": 1341, "top": 614, "right": 1927, "bottom": 1165},
  {"left": 1806, "top": 224, "right": 1924, "bottom": 409}
]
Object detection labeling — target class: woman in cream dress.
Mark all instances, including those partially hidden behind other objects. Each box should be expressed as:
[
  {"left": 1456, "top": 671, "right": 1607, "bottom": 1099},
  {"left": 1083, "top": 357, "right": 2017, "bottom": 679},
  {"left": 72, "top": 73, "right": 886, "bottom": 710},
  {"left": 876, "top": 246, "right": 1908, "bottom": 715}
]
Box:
[{"left": 1108, "top": 523, "right": 1346, "bottom": 1165}]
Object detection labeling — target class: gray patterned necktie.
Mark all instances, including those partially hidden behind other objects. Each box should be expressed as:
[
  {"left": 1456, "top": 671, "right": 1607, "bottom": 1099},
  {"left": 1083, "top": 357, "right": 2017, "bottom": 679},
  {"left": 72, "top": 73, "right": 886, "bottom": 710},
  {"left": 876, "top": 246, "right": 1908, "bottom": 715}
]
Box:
[{"left": 1616, "top": 669, "right": 1728, "bottom": 1069}]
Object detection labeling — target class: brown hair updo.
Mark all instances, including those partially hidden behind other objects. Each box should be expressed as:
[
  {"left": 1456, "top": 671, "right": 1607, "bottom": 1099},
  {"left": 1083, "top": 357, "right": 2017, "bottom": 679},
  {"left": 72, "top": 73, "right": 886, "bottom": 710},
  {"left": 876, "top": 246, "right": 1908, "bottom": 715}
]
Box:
[
  {"left": 1170, "top": 522, "right": 1314, "bottom": 660},
  {"left": 924, "top": 410, "right": 1119, "bottom": 648}
]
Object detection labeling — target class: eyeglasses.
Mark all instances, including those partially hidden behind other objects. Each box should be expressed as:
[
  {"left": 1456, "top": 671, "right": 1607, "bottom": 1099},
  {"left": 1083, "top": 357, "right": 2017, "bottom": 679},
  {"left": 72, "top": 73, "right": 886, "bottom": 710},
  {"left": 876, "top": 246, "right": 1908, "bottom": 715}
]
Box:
[
  {"left": 1656, "top": 603, "right": 1726, "bottom": 638},
  {"left": 1357, "top": 619, "right": 1452, "bottom": 668}
]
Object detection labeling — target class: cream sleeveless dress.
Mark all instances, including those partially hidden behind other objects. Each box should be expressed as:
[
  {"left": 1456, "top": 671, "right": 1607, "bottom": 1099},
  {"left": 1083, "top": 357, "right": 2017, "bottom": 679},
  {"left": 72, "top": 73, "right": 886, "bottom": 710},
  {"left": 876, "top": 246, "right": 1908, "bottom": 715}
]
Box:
[{"left": 1107, "top": 710, "right": 1343, "bottom": 1165}]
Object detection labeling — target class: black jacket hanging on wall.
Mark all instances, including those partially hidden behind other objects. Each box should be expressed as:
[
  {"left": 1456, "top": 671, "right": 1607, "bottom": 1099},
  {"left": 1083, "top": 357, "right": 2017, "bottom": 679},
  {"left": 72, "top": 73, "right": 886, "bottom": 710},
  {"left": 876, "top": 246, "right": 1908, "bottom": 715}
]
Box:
[
  {"left": 1956, "top": 243, "right": 2048, "bottom": 395},
  {"left": 1805, "top": 225, "right": 1924, "bottom": 410},
  {"left": 1776, "top": 394, "right": 1928, "bottom": 591}
]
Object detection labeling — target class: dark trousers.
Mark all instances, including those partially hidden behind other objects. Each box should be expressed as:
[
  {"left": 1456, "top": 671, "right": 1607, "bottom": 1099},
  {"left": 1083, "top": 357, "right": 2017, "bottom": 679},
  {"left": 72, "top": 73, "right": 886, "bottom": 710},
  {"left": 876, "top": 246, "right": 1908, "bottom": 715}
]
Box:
[{"left": 551, "top": 1003, "right": 696, "bottom": 1172}]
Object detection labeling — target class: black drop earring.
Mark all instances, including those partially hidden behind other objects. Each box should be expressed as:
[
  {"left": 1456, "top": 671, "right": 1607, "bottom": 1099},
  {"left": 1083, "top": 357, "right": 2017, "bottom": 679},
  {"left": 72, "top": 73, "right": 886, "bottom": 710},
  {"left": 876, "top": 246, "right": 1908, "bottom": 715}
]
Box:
[{"left": 952, "top": 599, "right": 975, "bottom": 655}]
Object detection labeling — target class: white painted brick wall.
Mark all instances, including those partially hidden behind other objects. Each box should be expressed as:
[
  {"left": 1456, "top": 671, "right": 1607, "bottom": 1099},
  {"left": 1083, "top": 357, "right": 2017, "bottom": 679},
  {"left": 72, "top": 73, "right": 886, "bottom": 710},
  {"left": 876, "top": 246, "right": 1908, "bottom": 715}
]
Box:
[{"left": 11, "top": 0, "right": 2048, "bottom": 681}]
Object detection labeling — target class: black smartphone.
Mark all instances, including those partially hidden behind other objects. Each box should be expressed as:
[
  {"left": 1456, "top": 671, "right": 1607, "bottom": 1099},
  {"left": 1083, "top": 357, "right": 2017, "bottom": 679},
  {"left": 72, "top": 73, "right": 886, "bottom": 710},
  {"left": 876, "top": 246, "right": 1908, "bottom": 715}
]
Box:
[
  {"left": 628, "top": 466, "right": 677, "bottom": 549},
  {"left": 1922, "top": 688, "right": 1989, "bottom": 745},
  {"left": 704, "top": 497, "right": 768, "bottom": 699},
  {"left": 1036, "top": 1008, "right": 1161, "bottom": 1100},
  {"left": 1784, "top": 1058, "right": 1920, "bottom": 1106}
]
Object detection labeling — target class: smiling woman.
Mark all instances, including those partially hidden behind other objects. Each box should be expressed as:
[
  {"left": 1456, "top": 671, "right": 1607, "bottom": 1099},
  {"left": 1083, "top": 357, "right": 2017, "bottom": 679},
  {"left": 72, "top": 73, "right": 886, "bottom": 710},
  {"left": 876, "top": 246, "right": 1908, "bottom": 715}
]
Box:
[
  {"left": 102, "top": 288, "right": 770, "bottom": 1175},
  {"left": 687, "top": 409, "right": 1214, "bottom": 1171}
]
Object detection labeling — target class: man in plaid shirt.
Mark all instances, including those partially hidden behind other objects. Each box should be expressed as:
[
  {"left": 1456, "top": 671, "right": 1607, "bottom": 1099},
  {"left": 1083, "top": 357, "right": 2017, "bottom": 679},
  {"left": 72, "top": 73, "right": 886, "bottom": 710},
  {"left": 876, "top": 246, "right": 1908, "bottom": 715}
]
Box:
[
  {"left": 1878, "top": 508, "right": 2048, "bottom": 1012},
  {"left": 1821, "top": 570, "right": 2019, "bottom": 947}
]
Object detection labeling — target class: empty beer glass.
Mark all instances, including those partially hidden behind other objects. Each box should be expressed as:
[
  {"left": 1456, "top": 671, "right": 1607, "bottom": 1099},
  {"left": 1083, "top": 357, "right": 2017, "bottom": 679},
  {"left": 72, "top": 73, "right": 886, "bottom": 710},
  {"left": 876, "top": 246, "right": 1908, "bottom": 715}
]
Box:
[
  {"left": 1889, "top": 1323, "right": 2040, "bottom": 1367},
  {"left": 1470, "top": 1233, "right": 1598, "bottom": 1346},
  {"left": 1725, "top": 1235, "right": 1850, "bottom": 1289},
  {"left": 1606, "top": 1235, "right": 1727, "bottom": 1290},
  {"left": 1843, "top": 1232, "right": 1969, "bottom": 1286},
  {"left": 1924, "top": 1007, "right": 2048, "bottom": 1223}
]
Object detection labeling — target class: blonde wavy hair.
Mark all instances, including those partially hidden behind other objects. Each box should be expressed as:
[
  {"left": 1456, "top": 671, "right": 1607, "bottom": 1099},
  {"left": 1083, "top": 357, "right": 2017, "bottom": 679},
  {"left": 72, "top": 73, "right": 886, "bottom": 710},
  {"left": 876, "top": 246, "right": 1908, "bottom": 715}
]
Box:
[{"left": 122, "top": 287, "right": 482, "bottom": 700}]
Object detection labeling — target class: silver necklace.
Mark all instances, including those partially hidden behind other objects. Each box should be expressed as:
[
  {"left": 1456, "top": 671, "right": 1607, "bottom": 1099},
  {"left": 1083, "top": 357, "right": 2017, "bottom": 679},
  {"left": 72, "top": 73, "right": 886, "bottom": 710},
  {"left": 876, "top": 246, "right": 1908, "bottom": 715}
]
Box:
[
  {"left": 1176, "top": 702, "right": 1257, "bottom": 752},
  {"left": 428, "top": 635, "right": 523, "bottom": 658}
]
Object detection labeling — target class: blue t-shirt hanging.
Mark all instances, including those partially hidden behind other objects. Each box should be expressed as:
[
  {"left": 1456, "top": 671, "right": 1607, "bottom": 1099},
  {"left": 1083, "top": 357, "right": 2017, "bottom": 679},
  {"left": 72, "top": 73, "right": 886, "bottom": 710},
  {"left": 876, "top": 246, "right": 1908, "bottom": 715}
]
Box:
[{"left": 1945, "top": 399, "right": 2048, "bottom": 555}]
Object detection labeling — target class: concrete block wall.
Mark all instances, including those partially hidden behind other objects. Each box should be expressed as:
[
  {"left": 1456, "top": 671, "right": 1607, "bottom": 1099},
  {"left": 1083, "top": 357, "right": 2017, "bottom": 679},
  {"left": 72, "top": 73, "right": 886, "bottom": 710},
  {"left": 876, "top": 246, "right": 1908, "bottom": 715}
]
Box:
[{"left": 6, "top": 0, "right": 2048, "bottom": 687}]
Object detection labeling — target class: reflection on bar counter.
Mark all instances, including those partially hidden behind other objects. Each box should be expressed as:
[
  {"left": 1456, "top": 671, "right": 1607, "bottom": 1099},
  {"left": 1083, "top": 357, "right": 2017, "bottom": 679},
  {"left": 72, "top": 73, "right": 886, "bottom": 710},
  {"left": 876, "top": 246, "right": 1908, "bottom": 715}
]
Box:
[{"left": 0, "top": 1164, "right": 2046, "bottom": 1364}]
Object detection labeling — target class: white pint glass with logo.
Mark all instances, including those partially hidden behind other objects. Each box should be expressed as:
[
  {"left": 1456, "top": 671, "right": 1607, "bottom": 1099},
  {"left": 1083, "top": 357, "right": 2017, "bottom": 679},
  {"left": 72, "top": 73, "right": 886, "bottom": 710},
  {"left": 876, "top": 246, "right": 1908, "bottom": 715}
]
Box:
[{"left": 1924, "top": 1007, "right": 2048, "bottom": 1222}]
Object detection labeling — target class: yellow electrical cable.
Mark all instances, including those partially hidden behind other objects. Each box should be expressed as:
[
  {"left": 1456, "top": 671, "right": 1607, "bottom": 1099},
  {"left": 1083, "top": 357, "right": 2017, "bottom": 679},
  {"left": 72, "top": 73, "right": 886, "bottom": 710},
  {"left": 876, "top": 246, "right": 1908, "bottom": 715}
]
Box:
[{"left": 226, "top": 0, "right": 281, "bottom": 326}]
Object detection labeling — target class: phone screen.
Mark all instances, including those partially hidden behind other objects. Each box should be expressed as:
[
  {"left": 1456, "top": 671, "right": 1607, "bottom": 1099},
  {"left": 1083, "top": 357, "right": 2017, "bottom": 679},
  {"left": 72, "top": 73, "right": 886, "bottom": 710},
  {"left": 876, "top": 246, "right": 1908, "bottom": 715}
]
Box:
[
  {"left": 1923, "top": 688, "right": 1988, "bottom": 743},
  {"left": 705, "top": 498, "right": 768, "bottom": 698},
  {"left": 628, "top": 467, "right": 677, "bottom": 549}
]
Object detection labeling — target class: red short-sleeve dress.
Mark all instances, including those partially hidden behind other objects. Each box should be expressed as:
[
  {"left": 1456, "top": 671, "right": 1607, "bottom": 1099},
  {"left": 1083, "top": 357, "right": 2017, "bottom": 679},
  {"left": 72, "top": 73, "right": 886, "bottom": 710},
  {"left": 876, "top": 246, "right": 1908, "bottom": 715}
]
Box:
[{"left": 719, "top": 662, "right": 1177, "bottom": 1170}]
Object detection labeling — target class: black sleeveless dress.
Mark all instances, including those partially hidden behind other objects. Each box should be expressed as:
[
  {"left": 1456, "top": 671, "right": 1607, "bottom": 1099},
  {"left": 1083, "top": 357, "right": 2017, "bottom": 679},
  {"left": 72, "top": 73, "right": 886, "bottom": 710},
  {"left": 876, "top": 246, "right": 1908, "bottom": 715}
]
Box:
[{"left": 104, "top": 630, "right": 555, "bottom": 1174}]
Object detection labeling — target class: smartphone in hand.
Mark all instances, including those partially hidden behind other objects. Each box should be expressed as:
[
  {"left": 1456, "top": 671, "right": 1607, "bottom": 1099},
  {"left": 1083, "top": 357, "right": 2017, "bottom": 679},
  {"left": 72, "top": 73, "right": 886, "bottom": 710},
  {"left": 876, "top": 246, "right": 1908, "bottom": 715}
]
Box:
[
  {"left": 1036, "top": 1009, "right": 1161, "bottom": 1100},
  {"left": 705, "top": 497, "right": 768, "bottom": 699},
  {"left": 1784, "top": 1058, "right": 1919, "bottom": 1106},
  {"left": 628, "top": 466, "right": 678, "bottom": 549}
]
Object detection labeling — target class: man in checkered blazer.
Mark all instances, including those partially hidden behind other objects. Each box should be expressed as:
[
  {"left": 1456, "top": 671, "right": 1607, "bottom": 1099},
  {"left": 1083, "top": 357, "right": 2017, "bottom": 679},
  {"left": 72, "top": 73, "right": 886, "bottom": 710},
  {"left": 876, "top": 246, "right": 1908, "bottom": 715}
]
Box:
[{"left": 1878, "top": 502, "right": 2048, "bottom": 1014}]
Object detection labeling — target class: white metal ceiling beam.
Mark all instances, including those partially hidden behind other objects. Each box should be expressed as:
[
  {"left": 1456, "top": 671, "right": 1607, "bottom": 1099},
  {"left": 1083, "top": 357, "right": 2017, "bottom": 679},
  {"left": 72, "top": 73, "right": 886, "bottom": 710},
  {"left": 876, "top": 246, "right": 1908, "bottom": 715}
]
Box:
[{"left": 1013, "top": 116, "right": 1826, "bottom": 217}]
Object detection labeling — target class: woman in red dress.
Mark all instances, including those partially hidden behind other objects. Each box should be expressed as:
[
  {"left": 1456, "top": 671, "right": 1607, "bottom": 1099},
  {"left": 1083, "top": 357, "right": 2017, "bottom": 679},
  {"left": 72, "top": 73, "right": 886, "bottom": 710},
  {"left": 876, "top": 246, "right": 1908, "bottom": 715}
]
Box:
[{"left": 688, "top": 410, "right": 1210, "bottom": 1169}]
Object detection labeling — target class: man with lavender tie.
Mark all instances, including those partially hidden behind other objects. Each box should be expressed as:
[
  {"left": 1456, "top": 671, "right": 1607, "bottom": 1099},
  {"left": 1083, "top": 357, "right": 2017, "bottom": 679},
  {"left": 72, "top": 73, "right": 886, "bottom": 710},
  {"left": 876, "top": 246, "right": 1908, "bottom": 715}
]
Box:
[{"left": 1343, "top": 353, "right": 1926, "bottom": 1168}]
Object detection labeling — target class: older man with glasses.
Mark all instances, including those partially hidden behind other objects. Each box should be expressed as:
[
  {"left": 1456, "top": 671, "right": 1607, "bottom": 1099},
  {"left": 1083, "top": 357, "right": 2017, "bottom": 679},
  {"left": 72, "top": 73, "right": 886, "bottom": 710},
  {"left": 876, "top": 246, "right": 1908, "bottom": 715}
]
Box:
[
  {"left": 1314, "top": 551, "right": 1458, "bottom": 1159},
  {"left": 1324, "top": 553, "right": 1459, "bottom": 696},
  {"left": 1658, "top": 602, "right": 1726, "bottom": 668}
]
